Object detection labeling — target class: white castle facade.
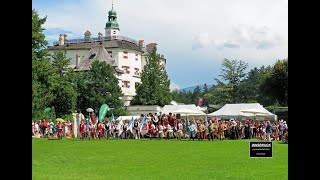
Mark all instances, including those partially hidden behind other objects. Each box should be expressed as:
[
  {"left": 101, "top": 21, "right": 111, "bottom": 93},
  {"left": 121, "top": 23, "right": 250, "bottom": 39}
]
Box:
[{"left": 47, "top": 5, "right": 166, "bottom": 106}]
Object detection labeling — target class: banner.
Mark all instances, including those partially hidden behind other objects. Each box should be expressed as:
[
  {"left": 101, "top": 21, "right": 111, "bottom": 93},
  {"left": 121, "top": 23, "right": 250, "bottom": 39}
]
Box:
[{"left": 99, "top": 104, "right": 109, "bottom": 120}]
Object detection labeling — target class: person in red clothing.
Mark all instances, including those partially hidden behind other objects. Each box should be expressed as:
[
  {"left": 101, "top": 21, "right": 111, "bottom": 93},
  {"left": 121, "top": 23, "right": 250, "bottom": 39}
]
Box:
[
  {"left": 91, "top": 112, "right": 96, "bottom": 125},
  {"left": 97, "top": 121, "right": 103, "bottom": 140},
  {"left": 57, "top": 122, "right": 64, "bottom": 140},
  {"left": 79, "top": 121, "right": 85, "bottom": 140},
  {"left": 88, "top": 122, "right": 95, "bottom": 140},
  {"left": 42, "top": 119, "right": 48, "bottom": 137}
]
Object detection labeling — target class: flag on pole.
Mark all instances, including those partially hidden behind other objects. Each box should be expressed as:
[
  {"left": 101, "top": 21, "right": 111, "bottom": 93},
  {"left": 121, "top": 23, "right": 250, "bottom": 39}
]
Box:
[
  {"left": 110, "top": 113, "right": 114, "bottom": 129},
  {"left": 138, "top": 116, "right": 147, "bottom": 131},
  {"left": 139, "top": 116, "right": 148, "bottom": 136},
  {"left": 127, "top": 116, "right": 134, "bottom": 133},
  {"left": 185, "top": 114, "right": 190, "bottom": 137},
  {"left": 198, "top": 96, "right": 203, "bottom": 107},
  {"left": 117, "top": 117, "right": 123, "bottom": 136}
]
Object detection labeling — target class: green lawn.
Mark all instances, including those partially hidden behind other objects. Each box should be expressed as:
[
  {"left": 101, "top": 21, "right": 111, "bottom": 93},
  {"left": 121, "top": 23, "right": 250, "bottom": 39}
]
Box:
[{"left": 32, "top": 138, "right": 287, "bottom": 180}]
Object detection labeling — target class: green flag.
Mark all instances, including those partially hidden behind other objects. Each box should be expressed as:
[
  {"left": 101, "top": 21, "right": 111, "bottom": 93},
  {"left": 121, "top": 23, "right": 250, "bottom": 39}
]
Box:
[{"left": 99, "top": 104, "right": 109, "bottom": 120}]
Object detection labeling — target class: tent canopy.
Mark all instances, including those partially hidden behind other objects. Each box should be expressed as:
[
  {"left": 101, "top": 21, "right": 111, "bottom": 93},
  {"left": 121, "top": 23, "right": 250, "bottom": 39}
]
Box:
[
  {"left": 207, "top": 103, "right": 275, "bottom": 120},
  {"left": 116, "top": 116, "right": 140, "bottom": 121},
  {"left": 161, "top": 104, "right": 206, "bottom": 116}
]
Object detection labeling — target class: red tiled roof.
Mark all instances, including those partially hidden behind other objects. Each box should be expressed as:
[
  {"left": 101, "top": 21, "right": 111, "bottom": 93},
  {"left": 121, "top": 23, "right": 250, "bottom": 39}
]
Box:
[{"left": 146, "top": 42, "right": 157, "bottom": 46}]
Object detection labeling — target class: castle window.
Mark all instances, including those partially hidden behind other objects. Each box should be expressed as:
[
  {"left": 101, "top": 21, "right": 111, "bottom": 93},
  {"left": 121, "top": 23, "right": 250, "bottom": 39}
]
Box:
[
  {"left": 134, "top": 68, "right": 140, "bottom": 76},
  {"left": 123, "top": 51, "right": 128, "bottom": 59},
  {"left": 121, "top": 66, "right": 130, "bottom": 74},
  {"left": 108, "top": 51, "right": 113, "bottom": 58},
  {"left": 89, "top": 54, "right": 96, "bottom": 59},
  {"left": 122, "top": 81, "right": 130, "bottom": 88}
]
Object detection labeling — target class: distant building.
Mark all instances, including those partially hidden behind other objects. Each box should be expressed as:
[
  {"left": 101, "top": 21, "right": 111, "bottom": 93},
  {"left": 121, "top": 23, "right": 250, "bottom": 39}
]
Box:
[{"left": 47, "top": 4, "right": 166, "bottom": 106}]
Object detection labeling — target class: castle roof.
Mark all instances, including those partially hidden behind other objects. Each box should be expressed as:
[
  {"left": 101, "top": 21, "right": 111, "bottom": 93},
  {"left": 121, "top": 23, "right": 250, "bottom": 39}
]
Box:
[
  {"left": 77, "top": 44, "right": 115, "bottom": 71},
  {"left": 48, "top": 40, "right": 143, "bottom": 52}
]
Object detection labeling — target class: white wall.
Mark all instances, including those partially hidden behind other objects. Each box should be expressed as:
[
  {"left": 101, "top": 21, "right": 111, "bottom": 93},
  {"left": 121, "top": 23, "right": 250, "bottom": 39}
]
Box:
[{"left": 116, "top": 50, "right": 142, "bottom": 97}]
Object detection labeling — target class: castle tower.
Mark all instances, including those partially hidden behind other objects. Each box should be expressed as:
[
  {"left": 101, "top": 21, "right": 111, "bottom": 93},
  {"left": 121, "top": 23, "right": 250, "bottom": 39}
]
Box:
[{"left": 105, "top": 3, "right": 120, "bottom": 38}]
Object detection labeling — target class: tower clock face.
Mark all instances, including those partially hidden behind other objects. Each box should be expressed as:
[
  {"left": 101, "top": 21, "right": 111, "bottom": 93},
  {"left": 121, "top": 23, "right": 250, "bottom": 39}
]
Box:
[{"left": 107, "top": 30, "right": 111, "bottom": 34}]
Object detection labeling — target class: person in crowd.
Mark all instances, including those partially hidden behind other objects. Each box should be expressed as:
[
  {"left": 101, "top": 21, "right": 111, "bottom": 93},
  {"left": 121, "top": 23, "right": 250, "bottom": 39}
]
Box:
[
  {"left": 164, "top": 123, "right": 172, "bottom": 140},
  {"left": 158, "top": 122, "right": 164, "bottom": 140},
  {"left": 152, "top": 113, "right": 159, "bottom": 128},
  {"left": 79, "top": 120, "right": 85, "bottom": 140},
  {"left": 89, "top": 122, "right": 95, "bottom": 140},
  {"left": 198, "top": 121, "right": 205, "bottom": 141},
  {"left": 52, "top": 122, "right": 57, "bottom": 138},
  {"left": 105, "top": 120, "right": 110, "bottom": 139},
  {"left": 219, "top": 120, "right": 225, "bottom": 140},
  {"left": 148, "top": 120, "right": 155, "bottom": 140},
  {"left": 113, "top": 121, "right": 119, "bottom": 139},
  {"left": 42, "top": 119, "right": 48, "bottom": 137},
  {"left": 57, "top": 121, "right": 64, "bottom": 140},
  {"left": 244, "top": 120, "right": 250, "bottom": 139},
  {"left": 32, "top": 120, "right": 35, "bottom": 137},
  {"left": 189, "top": 119, "right": 196, "bottom": 141},
  {"left": 97, "top": 121, "right": 103, "bottom": 140},
  {"left": 176, "top": 119, "right": 184, "bottom": 140},
  {"left": 133, "top": 119, "right": 140, "bottom": 139},
  {"left": 168, "top": 113, "right": 174, "bottom": 128},
  {"left": 122, "top": 120, "right": 128, "bottom": 139},
  {"left": 208, "top": 120, "right": 215, "bottom": 141},
  {"left": 266, "top": 121, "right": 272, "bottom": 142}
]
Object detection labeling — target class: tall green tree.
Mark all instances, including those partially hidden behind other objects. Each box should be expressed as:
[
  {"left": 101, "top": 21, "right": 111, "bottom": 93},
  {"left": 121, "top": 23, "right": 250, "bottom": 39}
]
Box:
[
  {"left": 32, "top": 9, "right": 55, "bottom": 118},
  {"left": 203, "top": 83, "right": 209, "bottom": 94},
  {"left": 86, "top": 61, "right": 125, "bottom": 117},
  {"left": 159, "top": 63, "right": 172, "bottom": 105},
  {"left": 132, "top": 47, "right": 171, "bottom": 106},
  {"left": 215, "top": 58, "right": 248, "bottom": 103},
  {"left": 260, "top": 59, "right": 288, "bottom": 106},
  {"left": 192, "top": 86, "right": 202, "bottom": 105},
  {"left": 50, "top": 50, "right": 77, "bottom": 117}
]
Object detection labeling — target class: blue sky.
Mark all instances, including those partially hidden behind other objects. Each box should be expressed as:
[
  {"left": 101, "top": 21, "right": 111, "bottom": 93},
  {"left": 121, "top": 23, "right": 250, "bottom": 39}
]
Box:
[{"left": 32, "top": 0, "right": 288, "bottom": 90}]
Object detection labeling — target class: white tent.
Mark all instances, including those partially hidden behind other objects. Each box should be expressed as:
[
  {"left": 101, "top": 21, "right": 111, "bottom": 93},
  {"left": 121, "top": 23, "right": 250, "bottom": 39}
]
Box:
[
  {"left": 207, "top": 103, "right": 276, "bottom": 120},
  {"left": 116, "top": 116, "right": 140, "bottom": 121},
  {"left": 161, "top": 104, "right": 206, "bottom": 116}
]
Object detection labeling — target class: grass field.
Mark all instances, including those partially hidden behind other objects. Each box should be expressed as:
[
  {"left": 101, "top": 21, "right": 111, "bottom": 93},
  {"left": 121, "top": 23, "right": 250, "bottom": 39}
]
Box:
[{"left": 32, "top": 138, "right": 287, "bottom": 180}]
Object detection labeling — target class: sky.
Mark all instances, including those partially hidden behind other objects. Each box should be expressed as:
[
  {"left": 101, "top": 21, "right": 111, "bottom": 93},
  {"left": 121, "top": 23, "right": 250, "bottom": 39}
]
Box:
[{"left": 32, "top": 0, "right": 288, "bottom": 90}]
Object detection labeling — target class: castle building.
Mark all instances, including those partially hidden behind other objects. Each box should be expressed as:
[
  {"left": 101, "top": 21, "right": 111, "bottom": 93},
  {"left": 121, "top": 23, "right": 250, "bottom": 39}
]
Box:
[{"left": 47, "top": 4, "right": 166, "bottom": 106}]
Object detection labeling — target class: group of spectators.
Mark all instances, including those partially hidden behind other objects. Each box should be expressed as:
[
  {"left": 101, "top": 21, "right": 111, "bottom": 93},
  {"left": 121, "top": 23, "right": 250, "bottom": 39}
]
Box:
[{"left": 32, "top": 112, "right": 288, "bottom": 143}]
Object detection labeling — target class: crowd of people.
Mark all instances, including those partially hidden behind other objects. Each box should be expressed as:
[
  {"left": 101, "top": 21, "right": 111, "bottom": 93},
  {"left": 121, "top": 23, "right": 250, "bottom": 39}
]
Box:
[{"left": 32, "top": 112, "right": 288, "bottom": 143}]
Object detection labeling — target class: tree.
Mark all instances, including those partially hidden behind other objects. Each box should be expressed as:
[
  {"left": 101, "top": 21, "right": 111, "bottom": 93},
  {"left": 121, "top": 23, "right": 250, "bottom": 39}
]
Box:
[
  {"left": 215, "top": 58, "right": 248, "bottom": 103},
  {"left": 192, "top": 86, "right": 202, "bottom": 105},
  {"left": 32, "top": 9, "right": 55, "bottom": 118},
  {"left": 50, "top": 50, "right": 77, "bottom": 117},
  {"left": 237, "top": 65, "right": 275, "bottom": 105},
  {"left": 86, "top": 61, "right": 125, "bottom": 117},
  {"left": 260, "top": 59, "right": 288, "bottom": 106},
  {"left": 132, "top": 46, "right": 171, "bottom": 106},
  {"left": 203, "top": 83, "right": 209, "bottom": 94},
  {"left": 159, "top": 63, "right": 172, "bottom": 105}
]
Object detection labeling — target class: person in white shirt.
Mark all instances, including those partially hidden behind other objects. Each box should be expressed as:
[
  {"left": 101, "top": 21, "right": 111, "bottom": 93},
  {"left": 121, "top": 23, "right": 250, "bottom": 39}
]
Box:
[
  {"left": 158, "top": 123, "right": 164, "bottom": 139},
  {"left": 165, "top": 124, "right": 173, "bottom": 140},
  {"left": 34, "top": 122, "right": 40, "bottom": 138},
  {"left": 189, "top": 120, "right": 196, "bottom": 141}
]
